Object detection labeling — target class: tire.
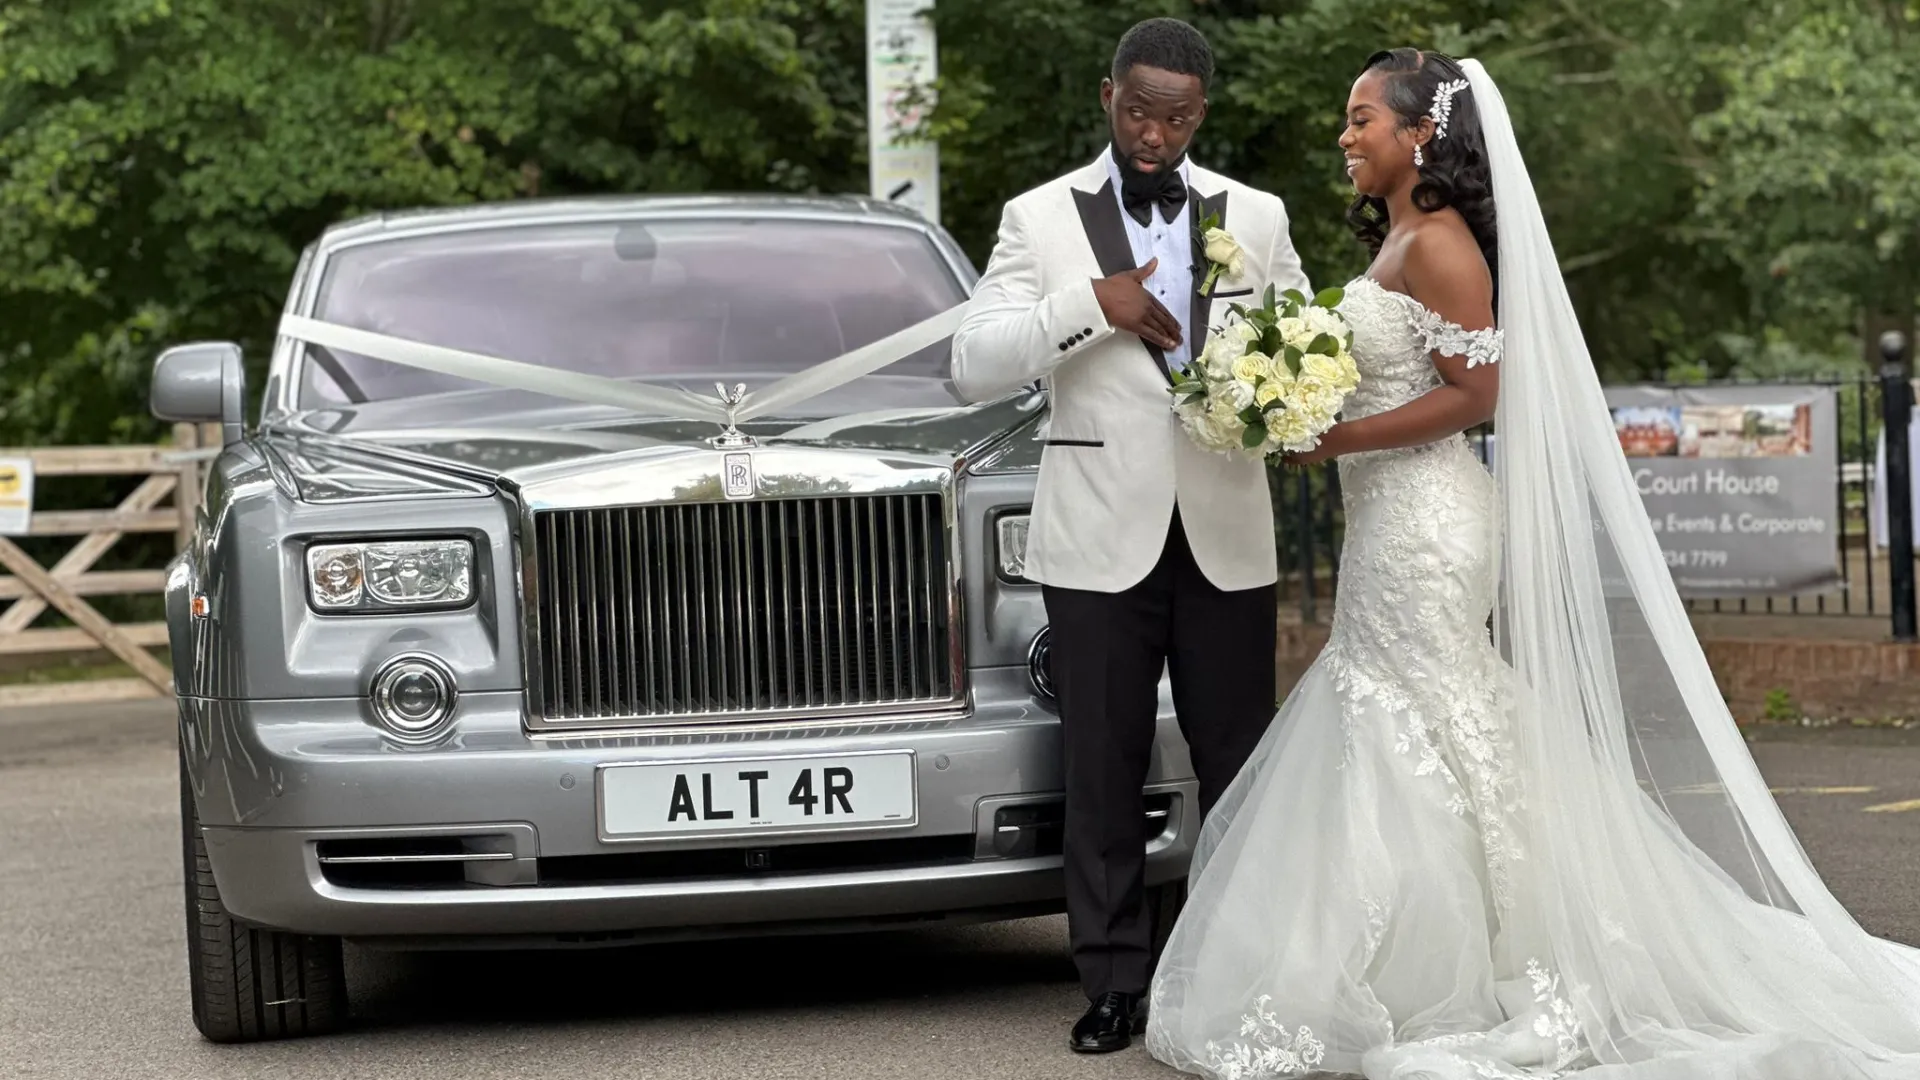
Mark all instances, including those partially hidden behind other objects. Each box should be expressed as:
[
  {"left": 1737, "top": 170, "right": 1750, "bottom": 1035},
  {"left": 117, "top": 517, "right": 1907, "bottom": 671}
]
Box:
[{"left": 180, "top": 751, "right": 348, "bottom": 1042}]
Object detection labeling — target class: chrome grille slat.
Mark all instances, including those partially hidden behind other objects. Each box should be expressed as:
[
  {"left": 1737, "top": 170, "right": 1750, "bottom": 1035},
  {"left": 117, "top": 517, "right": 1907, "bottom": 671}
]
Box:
[
  {"left": 796, "top": 501, "right": 816, "bottom": 708},
  {"left": 862, "top": 499, "right": 878, "bottom": 703},
  {"left": 621, "top": 511, "right": 640, "bottom": 715},
  {"left": 903, "top": 498, "right": 920, "bottom": 698},
  {"left": 850, "top": 500, "right": 867, "bottom": 703},
  {"left": 566, "top": 515, "right": 584, "bottom": 715},
  {"left": 885, "top": 498, "right": 902, "bottom": 701},
  {"left": 584, "top": 511, "right": 602, "bottom": 713},
  {"left": 692, "top": 507, "right": 711, "bottom": 707},
  {"left": 755, "top": 501, "right": 774, "bottom": 710},
  {"left": 831, "top": 503, "right": 848, "bottom": 701},
  {"left": 814, "top": 503, "right": 830, "bottom": 707},
  {"left": 673, "top": 509, "right": 692, "bottom": 712},
  {"left": 533, "top": 494, "right": 953, "bottom": 723},
  {"left": 922, "top": 496, "right": 941, "bottom": 698}
]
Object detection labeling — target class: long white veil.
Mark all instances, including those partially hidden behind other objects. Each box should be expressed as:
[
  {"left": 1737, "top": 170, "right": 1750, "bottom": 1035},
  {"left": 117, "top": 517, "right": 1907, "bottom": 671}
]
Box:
[{"left": 1468, "top": 53, "right": 1920, "bottom": 1072}]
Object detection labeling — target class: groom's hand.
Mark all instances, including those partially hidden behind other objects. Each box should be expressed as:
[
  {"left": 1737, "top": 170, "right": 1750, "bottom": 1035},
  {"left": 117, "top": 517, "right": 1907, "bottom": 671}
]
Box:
[{"left": 1092, "top": 258, "right": 1182, "bottom": 351}]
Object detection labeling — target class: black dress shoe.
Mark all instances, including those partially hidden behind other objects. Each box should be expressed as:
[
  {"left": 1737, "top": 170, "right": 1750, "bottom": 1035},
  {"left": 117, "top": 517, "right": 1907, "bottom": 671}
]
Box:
[{"left": 1069, "top": 990, "right": 1147, "bottom": 1053}]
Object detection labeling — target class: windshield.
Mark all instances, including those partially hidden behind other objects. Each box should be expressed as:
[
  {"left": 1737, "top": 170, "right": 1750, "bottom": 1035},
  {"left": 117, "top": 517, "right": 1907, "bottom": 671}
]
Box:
[{"left": 297, "top": 216, "right": 969, "bottom": 407}]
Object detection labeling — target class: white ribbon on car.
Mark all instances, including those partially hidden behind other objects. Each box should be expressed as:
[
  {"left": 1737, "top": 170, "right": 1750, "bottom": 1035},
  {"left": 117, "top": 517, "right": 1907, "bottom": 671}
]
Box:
[{"left": 276, "top": 304, "right": 967, "bottom": 433}]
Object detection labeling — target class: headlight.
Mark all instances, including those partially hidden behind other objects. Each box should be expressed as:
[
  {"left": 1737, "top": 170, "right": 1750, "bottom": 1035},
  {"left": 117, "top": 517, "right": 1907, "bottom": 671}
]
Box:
[
  {"left": 307, "top": 538, "right": 474, "bottom": 613},
  {"left": 995, "top": 512, "right": 1031, "bottom": 583}
]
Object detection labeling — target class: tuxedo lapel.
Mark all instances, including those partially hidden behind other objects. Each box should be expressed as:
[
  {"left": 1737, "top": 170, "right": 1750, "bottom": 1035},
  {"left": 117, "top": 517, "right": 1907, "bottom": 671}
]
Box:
[
  {"left": 1189, "top": 187, "right": 1230, "bottom": 363},
  {"left": 1072, "top": 177, "right": 1173, "bottom": 383}
]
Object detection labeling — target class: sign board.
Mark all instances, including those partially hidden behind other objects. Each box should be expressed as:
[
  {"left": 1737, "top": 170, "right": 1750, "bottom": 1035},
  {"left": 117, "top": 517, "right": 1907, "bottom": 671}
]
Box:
[
  {"left": 0, "top": 456, "right": 33, "bottom": 536},
  {"left": 865, "top": 0, "right": 939, "bottom": 225},
  {"left": 1603, "top": 384, "right": 1840, "bottom": 597}
]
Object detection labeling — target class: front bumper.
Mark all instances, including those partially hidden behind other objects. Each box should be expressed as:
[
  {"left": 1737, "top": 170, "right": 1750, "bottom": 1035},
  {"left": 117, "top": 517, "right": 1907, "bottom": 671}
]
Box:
[{"left": 181, "top": 668, "right": 1200, "bottom": 941}]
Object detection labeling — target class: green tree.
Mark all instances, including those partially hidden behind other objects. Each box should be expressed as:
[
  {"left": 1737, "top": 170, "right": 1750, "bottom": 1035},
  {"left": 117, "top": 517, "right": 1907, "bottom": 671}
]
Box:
[
  {"left": 4, "top": 0, "right": 1913, "bottom": 458},
  {"left": 0, "top": 0, "right": 871, "bottom": 446},
  {"left": 1692, "top": 0, "right": 1920, "bottom": 369},
  {"left": 921, "top": 0, "right": 1783, "bottom": 381}
]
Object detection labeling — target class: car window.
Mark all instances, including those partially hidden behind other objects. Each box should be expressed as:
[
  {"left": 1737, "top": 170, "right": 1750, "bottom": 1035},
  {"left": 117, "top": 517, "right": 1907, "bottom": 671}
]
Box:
[{"left": 298, "top": 216, "right": 968, "bottom": 406}]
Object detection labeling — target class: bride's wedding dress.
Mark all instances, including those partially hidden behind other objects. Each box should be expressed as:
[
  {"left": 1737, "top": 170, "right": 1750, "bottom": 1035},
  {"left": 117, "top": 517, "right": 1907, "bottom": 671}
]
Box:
[{"left": 1146, "top": 60, "right": 1920, "bottom": 1080}]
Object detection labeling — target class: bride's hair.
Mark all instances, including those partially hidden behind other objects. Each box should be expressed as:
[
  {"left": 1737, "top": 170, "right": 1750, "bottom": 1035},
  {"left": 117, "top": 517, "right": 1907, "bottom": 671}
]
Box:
[{"left": 1346, "top": 48, "right": 1499, "bottom": 296}]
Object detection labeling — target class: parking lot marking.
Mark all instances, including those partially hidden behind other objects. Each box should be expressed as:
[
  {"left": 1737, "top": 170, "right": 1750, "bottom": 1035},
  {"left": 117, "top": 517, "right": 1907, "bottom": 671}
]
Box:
[
  {"left": 1861, "top": 798, "right": 1920, "bottom": 814},
  {"left": 1670, "top": 784, "right": 1879, "bottom": 797}
]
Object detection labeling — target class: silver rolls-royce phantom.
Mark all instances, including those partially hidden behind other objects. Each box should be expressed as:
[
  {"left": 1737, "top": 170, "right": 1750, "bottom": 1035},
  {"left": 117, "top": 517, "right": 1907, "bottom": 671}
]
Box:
[{"left": 154, "top": 194, "right": 1198, "bottom": 1042}]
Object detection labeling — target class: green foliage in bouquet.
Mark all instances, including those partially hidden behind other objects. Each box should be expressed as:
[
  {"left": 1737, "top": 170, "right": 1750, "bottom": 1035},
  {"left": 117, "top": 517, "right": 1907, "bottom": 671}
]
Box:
[{"left": 1171, "top": 284, "right": 1353, "bottom": 450}]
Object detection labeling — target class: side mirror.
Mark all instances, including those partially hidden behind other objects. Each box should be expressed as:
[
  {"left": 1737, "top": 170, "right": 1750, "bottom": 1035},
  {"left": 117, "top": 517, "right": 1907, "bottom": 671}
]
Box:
[{"left": 151, "top": 342, "right": 248, "bottom": 448}]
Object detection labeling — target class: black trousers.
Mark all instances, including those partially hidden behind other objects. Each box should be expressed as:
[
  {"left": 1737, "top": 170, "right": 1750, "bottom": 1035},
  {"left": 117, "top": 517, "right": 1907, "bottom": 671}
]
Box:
[{"left": 1041, "top": 510, "right": 1278, "bottom": 1001}]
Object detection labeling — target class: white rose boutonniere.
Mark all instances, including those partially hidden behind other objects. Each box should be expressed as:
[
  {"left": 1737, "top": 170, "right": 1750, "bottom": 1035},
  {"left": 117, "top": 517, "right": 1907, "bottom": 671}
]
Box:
[{"left": 1195, "top": 209, "right": 1245, "bottom": 295}]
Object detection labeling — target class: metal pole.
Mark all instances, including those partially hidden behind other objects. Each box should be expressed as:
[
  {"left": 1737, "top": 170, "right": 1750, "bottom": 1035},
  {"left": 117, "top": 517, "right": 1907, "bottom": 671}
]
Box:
[{"left": 1879, "top": 330, "right": 1915, "bottom": 641}]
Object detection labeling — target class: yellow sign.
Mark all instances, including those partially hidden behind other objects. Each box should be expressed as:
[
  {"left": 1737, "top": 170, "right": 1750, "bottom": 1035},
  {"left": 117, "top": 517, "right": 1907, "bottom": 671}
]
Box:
[{"left": 0, "top": 457, "right": 33, "bottom": 534}]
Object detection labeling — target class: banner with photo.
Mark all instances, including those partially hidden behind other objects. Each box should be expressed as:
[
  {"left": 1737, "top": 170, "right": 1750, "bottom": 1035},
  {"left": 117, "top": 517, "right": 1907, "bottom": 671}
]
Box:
[{"left": 1601, "top": 384, "right": 1840, "bottom": 597}]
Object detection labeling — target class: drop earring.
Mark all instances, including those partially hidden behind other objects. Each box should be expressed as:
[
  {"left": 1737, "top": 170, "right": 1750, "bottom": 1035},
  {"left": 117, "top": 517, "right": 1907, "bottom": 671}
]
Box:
[{"left": 1414, "top": 144, "right": 1425, "bottom": 168}]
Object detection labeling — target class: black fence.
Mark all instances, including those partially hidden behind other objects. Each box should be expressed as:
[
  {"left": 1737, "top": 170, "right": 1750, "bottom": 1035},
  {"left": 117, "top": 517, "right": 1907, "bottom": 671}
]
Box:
[{"left": 1271, "top": 374, "right": 1915, "bottom": 626}]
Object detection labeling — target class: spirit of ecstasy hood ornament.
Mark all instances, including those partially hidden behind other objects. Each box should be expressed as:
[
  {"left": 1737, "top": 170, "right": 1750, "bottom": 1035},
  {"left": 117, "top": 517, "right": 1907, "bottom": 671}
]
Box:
[{"left": 710, "top": 382, "right": 755, "bottom": 448}]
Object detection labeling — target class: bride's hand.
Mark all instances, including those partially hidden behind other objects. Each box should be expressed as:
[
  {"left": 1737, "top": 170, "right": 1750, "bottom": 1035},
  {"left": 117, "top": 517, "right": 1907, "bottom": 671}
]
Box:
[{"left": 1283, "top": 424, "right": 1353, "bottom": 467}]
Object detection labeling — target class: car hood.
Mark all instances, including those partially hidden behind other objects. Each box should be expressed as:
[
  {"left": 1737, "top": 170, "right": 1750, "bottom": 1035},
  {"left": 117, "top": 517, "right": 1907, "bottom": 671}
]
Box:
[{"left": 262, "top": 393, "right": 1046, "bottom": 502}]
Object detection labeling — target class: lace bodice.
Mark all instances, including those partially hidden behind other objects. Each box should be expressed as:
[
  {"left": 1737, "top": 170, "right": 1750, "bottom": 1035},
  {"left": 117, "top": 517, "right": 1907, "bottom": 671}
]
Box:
[{"left": 1336, "top": 276, "right": 1502, "bottom": 422}]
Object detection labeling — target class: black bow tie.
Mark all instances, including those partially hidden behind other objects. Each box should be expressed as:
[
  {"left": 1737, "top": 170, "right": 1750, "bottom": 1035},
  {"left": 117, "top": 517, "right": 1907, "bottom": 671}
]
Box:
[{"left": 1119, "top": 166, "right": 1188, "bottom": 227}]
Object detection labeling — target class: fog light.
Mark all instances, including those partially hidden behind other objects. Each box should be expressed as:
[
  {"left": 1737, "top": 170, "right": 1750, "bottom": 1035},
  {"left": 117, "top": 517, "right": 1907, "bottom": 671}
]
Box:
[
  {"left": 1027, "top": 627, "right": 1056, "bottom": 706},
  {"left": 370, "top": 654, "right": 457, "bottom": 742}
]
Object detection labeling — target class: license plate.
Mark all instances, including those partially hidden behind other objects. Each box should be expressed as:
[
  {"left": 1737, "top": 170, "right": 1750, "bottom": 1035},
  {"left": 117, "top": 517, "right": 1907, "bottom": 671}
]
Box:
[{"left": 597, "top": 751, "right": 917, "bottom": 841}]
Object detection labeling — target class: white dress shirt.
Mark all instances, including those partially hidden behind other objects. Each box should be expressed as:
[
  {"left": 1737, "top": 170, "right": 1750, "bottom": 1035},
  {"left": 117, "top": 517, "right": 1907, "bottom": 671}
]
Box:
[{"left": 1105, "top": 150, "right": 1194, "bottom": 372}]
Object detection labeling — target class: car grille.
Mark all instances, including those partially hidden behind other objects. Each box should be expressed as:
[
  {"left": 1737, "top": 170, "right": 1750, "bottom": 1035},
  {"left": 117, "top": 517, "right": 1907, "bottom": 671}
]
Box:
[{"left": 530, "top": 494, "right": 956, "bottom": 723}]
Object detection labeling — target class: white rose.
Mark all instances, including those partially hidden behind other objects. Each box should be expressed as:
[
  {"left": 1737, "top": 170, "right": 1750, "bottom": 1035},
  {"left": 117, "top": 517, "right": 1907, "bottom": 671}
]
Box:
[
  {"left": 1334, "top": 351, "right": 1362, "bottom": 390},
  {"left": 1222, "top": 379, "right": 1256, "bottom": 411},
  {"left": 1276, "top": 317, "right": 1310, "bottom": 348},
  {"left": 1232, "top": 352, "right": 1272, "bottom": 384},
  {"left": 1203, "top": 228, "right": 1246, "bottom": 281},
  {"left": 1300, "top": 352, "right": 1344, "bottom": 384}
]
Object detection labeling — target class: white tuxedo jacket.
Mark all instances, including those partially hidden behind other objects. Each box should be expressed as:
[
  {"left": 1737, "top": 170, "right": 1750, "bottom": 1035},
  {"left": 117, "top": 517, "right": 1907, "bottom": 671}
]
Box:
[{"left": 951, "top": 154, "right": 1311, "bottom": 594}]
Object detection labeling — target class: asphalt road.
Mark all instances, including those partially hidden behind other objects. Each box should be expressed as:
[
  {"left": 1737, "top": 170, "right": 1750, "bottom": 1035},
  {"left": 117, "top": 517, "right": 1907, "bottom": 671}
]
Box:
[{"left": 5, "top": 702, "right": 1920, "bottom": 1079}]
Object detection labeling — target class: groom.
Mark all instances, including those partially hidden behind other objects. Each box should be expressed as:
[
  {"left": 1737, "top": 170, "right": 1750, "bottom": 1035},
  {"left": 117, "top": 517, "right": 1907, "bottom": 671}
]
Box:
[{"left": 949, "top": 17, "right": 1309, "bottom": 1055}]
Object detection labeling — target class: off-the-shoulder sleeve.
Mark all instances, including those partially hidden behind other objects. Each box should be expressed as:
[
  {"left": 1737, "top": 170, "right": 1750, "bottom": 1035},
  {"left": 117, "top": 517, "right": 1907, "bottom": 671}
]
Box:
[{"left": 1414, "top": 310, "right": 1503, "bottom": 368}]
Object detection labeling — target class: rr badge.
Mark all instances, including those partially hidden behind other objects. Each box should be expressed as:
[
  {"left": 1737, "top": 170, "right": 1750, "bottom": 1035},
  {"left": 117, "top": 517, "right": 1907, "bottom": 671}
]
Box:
[{"left": 722, "top": 452, "right": 755, "bottom": 500}]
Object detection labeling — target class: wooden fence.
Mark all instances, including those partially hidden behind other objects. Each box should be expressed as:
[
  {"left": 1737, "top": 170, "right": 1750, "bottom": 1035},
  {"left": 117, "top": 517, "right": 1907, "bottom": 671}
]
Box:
[{"left": 0, "top": 423, "right": 219, "bottom": 708}]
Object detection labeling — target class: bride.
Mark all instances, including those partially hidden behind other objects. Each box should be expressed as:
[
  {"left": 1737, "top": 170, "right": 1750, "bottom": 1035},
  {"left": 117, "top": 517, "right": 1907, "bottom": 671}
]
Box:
[{"left": 1145, "top": 49, "right": 1920, "bottom": 1080}]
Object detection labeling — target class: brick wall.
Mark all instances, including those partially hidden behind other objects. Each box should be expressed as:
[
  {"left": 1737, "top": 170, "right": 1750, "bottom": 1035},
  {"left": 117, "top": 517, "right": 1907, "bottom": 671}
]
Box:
[
  {"left": 1277, "top": 622, "right": 1920, "bottom": 723},
  {"left": 1704, "top": 638, "right": 1920, "bottom": 722}
]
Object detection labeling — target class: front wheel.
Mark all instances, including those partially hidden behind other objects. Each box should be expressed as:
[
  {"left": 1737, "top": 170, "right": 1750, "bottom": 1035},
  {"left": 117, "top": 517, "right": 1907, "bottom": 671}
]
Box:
[{"left": 180, "top": 751, "right": 348, "bottom": 1042}]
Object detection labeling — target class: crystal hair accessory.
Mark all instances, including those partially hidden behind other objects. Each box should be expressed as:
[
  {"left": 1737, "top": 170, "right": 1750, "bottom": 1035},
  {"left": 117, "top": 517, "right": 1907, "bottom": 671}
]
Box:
[{"left": 1429, "top": 78, "right": 1471, "bottom": 140}]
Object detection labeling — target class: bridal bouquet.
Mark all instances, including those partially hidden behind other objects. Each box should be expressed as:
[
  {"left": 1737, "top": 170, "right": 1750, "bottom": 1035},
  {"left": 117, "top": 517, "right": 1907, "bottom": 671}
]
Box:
[{"left": 1170, "top": 285, "right": 1361, "bottom": 459}]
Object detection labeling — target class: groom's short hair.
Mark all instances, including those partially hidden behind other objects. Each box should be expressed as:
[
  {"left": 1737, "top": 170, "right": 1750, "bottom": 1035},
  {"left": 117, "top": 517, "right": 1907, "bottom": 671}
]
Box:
[{"left": 1111, "top": 18, "right": 1214, "bottom": 92}]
